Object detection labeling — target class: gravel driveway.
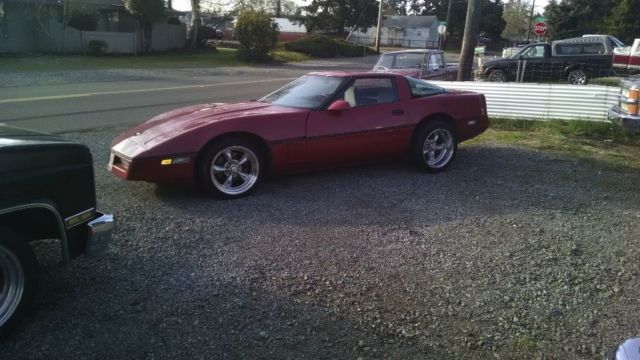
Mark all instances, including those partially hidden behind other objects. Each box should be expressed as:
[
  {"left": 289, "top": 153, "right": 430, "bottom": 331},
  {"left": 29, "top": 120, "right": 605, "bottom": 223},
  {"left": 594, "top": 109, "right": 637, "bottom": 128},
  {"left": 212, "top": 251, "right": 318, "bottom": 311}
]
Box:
[{"left": 2, "top": 126, "right": 640, "bottom": 359}]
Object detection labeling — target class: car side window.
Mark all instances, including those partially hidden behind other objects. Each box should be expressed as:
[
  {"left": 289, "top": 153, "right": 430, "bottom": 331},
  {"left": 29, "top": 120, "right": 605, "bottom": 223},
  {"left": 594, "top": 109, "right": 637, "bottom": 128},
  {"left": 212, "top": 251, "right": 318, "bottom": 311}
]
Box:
[
  {"left": 522, "top": 45, "right": 545, "bottom": 58},
  {"left": 428, "top": 53, "right": 444, "bottom": 71},
  {"left": 336, "top": 78, "right": 397, "bottom": 107}
]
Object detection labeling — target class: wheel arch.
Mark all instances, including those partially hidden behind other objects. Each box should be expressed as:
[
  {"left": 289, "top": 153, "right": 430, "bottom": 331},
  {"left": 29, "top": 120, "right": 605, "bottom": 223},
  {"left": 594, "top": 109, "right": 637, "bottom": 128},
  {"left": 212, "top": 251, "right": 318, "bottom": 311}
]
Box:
[
  {"left": 194, "top": 131, "right": 272, "bottom": 182},
  {"left": 0, "top": 204, "right": 69, "bottom": 263},
  {"left": 411, "top": 113, "right": 459, "bottom": 146}
]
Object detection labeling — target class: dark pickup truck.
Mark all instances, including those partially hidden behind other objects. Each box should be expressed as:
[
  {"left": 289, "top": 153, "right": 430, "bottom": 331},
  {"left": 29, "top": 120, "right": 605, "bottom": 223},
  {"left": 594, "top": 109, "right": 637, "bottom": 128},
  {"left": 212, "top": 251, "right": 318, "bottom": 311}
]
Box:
[
  {"left": 480, "top": 37, "right": 614, "bottom": 85},
  {"left": 0, "top": 125, "right": 114, "bottom": 335}
]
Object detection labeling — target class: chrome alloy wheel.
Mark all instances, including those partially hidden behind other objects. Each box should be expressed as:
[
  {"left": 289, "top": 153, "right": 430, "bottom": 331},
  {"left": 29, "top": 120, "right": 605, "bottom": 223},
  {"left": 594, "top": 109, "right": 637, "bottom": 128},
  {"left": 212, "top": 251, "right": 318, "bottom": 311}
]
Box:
[
  {"left": 568, "top": 70, "right": 587, "bottom": 85},
  {"left": 210, "top": 146, "right": 260, "bottom": 196},
  {"left": 423, "top": 128, "right": 454, "bottom": 169},
  {"left": 0, "top": 245, "right": 25, "bottom": 328}
]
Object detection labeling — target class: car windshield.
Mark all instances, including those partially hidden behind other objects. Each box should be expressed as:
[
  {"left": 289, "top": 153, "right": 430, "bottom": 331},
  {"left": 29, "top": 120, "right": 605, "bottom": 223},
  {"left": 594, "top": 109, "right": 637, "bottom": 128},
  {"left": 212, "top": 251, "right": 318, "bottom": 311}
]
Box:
[
  {"left": 259, "top": 75, "right": 346, "bottom": 109},
  {"left": 376, "top": 53, "right": 427, "bottom": 69},
  {"left": 406, "top": 76, "right": 446, "bottom": 97}
]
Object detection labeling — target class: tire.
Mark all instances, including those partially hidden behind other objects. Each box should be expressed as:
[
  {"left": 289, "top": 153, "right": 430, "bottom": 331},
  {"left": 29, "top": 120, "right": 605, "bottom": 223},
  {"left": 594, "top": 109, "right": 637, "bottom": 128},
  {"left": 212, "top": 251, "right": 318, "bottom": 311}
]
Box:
[
  {"left": 568, "top": 69, "right": 589, "bottom": 85},
  {"left": 199, "top": 137, "right": 264, "bottom": 199},
  {"left": 411, "top": 120, "right": 458, "bottom": 173},
  {"left": 0, "top": 228, "right": 37, "bottom": 337},
  {"left": 488, "top": 69, "right": 506, "bottom": 82}
]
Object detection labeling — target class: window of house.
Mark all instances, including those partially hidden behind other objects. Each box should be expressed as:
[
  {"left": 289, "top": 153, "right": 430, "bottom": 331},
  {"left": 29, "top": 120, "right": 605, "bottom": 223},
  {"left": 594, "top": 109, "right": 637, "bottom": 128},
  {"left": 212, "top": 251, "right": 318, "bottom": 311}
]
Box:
[
  {"left": 416, "top": 30, "right": 422, "bottom": 37},
  {"left": 107, "top": 11, "right": 119, "bottom": 24}
]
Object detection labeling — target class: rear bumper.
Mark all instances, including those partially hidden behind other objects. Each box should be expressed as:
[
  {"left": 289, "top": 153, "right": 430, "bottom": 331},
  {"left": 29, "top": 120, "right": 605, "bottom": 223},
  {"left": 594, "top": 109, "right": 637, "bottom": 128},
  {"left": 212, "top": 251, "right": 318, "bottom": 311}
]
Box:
[
  {"left": 608, "top": 106, "right": 640, "bottom": 132},
  {"left": 86, "top": 212, "right": 114, "bottom": 257}
]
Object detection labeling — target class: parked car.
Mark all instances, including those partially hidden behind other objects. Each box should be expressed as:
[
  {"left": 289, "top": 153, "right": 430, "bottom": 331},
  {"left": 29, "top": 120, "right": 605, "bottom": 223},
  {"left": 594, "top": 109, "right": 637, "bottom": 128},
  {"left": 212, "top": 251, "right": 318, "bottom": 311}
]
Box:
[
  {"left": 109, "top": 72, "right": 488, "bottom": 198},
  {"left": 0, "top": 124, "right": 114, "bottom": 335},
  {"left": 480, "top": 36, "right": 615, "bottom": 84},
  {"left": 197, "top": 24, "right": 224, "bottom": 47},
  {"left": 614, "top": 38, "right": 640, "bottom": 75},
  {"left": 608, "top": 77, "right": 640, "bottom": 132},
  {"left": 373, "top": 50, "right": 458, "bottom": 81}
]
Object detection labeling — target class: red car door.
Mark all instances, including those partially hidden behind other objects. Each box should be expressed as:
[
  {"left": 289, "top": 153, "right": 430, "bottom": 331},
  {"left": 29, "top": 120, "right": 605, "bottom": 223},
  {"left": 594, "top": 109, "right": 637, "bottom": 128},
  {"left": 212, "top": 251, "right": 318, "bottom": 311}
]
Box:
[{"left": 305, "top": 77, "right": 410, "bottom": 169}]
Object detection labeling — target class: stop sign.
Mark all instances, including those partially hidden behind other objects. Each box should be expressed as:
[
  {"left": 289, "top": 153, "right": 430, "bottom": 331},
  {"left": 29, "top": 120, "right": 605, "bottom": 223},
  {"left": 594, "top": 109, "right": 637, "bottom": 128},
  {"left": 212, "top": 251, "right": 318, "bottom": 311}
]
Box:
[{"left": 533, "top": 22, "right": 548, "bottom": 36}]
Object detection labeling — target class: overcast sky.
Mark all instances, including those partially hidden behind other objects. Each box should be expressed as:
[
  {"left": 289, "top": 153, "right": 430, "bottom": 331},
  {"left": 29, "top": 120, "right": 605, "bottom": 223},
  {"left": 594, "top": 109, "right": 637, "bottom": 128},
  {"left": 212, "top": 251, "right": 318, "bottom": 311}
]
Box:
[{"left": 173, "top": 0, "right": 550, "bottom": 16}]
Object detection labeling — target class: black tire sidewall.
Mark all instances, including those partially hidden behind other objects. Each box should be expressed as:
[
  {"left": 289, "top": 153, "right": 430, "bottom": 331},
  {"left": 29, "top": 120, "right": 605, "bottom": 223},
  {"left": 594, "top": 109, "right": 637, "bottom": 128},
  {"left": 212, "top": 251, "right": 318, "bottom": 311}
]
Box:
[
  {"left": 0, "top": 228, "right": 37, "bottom": 337},
  {"left": 199, "top": 138, "right": 264, "bottom": 199},
  {"left": 411, "top": 121, "right": 458, "bottom": 173}
]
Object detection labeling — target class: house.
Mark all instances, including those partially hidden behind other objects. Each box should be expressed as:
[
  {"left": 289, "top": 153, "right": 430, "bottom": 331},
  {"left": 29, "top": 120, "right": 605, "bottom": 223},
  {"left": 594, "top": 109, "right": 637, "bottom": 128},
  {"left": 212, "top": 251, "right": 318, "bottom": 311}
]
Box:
[
  {"left": 0, "top": 0, "right": 186, "bottom": 54},
  {"left": 348, "top": 15, "right": 440, "bottom": 49}
]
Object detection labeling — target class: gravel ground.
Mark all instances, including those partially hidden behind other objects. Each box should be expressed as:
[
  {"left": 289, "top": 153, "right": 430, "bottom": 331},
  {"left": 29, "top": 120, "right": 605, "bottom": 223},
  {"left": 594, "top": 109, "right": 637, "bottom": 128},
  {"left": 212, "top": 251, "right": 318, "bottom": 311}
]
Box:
[{"left": 2, "top": 126, "right": 640, "bottom": 359}]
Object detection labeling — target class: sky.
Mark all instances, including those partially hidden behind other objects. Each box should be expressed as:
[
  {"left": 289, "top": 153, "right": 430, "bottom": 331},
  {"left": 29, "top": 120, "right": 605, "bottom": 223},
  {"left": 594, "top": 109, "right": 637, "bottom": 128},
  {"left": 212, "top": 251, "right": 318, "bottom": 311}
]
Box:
[{"left": 173, "top": 0, "right": 550, "bottom": 15}]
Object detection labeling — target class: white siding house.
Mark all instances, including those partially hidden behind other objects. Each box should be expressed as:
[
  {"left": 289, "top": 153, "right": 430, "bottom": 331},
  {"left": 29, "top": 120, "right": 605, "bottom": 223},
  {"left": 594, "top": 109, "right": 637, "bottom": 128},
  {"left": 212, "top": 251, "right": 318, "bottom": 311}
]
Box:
[{"left": 349, "top": 15, "right": 440, "bottom": 49}]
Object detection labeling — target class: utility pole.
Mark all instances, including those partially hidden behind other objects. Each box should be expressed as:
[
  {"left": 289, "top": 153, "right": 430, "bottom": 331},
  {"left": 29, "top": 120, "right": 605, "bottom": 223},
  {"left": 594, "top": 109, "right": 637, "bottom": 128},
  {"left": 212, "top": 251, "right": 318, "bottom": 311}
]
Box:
[
  {"left": 375, "top": 0, "right": 384, "bottom": 53},
  {"left": 275, "top": 0, "right": 281, "bottom": 18},
  {"left": 526, "top": 0, "right": 535, "bottom": 42},
  {"left": 457, "top": 0, "right": 481, "bottom": 81},
  {"left": 443, "top": 0, "right": 453, "bottom": 50},
  {"left": 190, "top": 0, "right": 201, "bottom": 49}
]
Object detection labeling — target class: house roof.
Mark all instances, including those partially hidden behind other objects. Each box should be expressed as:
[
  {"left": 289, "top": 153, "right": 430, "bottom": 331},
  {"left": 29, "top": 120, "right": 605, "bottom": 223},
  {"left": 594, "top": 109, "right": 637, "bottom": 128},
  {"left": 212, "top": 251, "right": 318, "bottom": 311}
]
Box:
[{"left": 383, "top": 16, "right": 438, "bottom": 29}]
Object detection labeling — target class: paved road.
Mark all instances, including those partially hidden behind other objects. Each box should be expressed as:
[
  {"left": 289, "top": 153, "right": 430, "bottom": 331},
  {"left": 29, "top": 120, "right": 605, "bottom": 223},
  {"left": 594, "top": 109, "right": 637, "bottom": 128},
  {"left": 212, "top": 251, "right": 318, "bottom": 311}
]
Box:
[{"left": 0, "top": 57, "right": 376, "bottom": 133}]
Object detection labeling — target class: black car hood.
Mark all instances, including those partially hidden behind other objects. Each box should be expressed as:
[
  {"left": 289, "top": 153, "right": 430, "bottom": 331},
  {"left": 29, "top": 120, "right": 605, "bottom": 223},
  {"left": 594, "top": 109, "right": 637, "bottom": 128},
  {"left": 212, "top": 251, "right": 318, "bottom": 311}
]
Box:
[{"left": 0, "top": 124, "right": 70, "bottom": 147}]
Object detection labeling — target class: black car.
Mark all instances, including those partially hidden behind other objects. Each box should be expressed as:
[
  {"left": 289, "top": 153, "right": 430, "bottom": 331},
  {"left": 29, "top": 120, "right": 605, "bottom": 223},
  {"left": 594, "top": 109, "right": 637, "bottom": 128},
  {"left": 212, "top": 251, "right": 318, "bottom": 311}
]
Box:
[
  {"left": 0, "top": 124, "right": 114, "bottom": 335},
  {"left": 481, "top": 36, "right": 615, "bottom": 84}
]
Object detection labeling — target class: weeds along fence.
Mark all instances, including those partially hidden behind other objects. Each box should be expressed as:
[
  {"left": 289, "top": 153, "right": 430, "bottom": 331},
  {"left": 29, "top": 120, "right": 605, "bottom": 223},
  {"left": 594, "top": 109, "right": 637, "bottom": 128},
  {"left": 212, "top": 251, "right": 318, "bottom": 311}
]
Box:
[{"left": 429, "top": 81, "right": 620, "bottom": 122}]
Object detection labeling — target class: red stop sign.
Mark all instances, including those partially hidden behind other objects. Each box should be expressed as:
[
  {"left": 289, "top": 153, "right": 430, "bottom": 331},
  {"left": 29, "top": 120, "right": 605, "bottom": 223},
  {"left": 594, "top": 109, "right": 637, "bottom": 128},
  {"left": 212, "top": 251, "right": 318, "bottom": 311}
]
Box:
[{"left": 533, "top": 22, "right": 548, "bottom": 36}]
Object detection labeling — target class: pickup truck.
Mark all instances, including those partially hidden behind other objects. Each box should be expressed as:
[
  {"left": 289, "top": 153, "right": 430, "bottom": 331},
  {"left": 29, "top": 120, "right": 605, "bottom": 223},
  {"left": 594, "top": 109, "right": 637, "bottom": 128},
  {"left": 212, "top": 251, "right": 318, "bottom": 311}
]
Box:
[
  {"left": 0, "top": 124, "right": 114, "bottom": 335},
  {"left": 480, "top": 37, "right": 614, "bottom": 85},
  {"left": 609, "top": 77, "right": 640, "bottom": 132},
  {"left": 373, "top": 49, "right": 458, "bottom": 81},
  {"left": 613, "top": 38, "right": 640, "bottom": 75}
]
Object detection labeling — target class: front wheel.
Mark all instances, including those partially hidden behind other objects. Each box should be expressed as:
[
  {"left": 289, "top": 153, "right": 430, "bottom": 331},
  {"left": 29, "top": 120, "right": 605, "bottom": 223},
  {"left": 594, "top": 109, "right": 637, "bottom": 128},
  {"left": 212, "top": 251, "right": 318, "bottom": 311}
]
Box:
[
  {"left": 0, "top": 228, "right": 37, "bottom": 337},
  {"left": 199, "top": 138, "right": 264, "bottom": 199},
  {"left": 488, "top": 69, "right": 506, "bottom": 82},
  {"left": 568, "top": 69, "right": 589, "bottom": 85},
  {"left": 411, "top": 121, "right": 458, "bottom": 173}
]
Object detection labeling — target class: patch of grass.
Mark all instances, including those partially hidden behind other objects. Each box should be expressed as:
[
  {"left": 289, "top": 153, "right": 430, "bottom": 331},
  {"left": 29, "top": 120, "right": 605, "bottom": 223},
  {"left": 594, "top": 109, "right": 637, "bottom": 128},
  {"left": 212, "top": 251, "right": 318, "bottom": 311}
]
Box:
[
  {"left": 466, "top": 118, "right": 640, "bottom": 169},
  {"left": 590, "top": 76, "right": 624, "bottom": 86},
  {"left": 0, "top": 48, "right": 242, "bottom": 72},
  {"left": 269, "top": 50, "right": 310, "bottom": 63}
]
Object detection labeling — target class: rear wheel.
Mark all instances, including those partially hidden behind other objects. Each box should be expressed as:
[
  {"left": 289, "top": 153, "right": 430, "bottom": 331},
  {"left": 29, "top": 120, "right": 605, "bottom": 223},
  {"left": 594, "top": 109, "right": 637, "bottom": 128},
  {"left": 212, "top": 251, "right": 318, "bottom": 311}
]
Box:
[
  {"left": 411, "top": 120, "right": 458, "bottom": 173},
  {"left": 0, "top": 228, "right": 37, "bottom": 337},
  {"left": 568, "top": 69, "right": 589, "bottom": 85},
  {"left": 199, "top": 138, "right": 264, "bottom": 199}
]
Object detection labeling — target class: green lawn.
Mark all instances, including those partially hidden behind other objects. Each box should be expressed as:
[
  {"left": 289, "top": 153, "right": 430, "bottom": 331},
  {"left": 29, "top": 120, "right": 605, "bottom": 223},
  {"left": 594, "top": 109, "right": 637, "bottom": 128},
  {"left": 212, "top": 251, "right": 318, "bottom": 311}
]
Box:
[
  {"left": 0, "top": 47, "right": 310, "bottom": 72},
  {"left": 467, "top": 118, "right": 640, "bottom": 169}
]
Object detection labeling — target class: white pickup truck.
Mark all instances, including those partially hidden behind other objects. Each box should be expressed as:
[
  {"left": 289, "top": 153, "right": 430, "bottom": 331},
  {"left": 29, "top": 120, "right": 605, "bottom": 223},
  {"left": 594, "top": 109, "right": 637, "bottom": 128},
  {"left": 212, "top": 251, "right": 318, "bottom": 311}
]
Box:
[{"left": 613, "top": 38, "right": 640, "bottom": 74}]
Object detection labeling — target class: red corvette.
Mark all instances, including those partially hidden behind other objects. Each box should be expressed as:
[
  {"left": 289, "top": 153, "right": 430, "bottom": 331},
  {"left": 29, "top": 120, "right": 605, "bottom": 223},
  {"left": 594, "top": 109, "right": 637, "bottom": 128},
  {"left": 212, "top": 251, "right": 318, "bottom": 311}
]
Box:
[{"left": 109, "top": 72, "right": 488, "bottom": 198}]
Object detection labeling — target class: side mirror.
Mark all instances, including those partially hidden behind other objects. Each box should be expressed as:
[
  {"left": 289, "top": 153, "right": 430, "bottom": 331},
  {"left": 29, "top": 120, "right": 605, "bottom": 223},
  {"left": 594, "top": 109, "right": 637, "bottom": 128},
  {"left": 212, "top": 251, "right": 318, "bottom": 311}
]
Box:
[{"left": 327, "top": 100, "right": 352, "bottom": 111}]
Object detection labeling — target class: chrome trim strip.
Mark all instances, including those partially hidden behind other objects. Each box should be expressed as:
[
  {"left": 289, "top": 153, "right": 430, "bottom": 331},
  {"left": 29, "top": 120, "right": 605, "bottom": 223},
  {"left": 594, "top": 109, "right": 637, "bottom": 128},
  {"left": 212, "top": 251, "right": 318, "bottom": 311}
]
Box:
[
  {"left": 64, "top": 208, "right": 95, "bottom": 229},
  {"left": 0, "top": 203, "right": 70, "bottom": 264}
]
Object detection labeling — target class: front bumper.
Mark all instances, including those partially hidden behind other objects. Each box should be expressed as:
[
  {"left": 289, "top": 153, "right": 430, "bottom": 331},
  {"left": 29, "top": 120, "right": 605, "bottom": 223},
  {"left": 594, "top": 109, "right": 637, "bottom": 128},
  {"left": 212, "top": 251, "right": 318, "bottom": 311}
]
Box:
[
  {"left": 86, "top": 212, "right": 115, "bottom": 257},
  {"left": 608, "top": 106, "right": 640, "bottom": 132}
]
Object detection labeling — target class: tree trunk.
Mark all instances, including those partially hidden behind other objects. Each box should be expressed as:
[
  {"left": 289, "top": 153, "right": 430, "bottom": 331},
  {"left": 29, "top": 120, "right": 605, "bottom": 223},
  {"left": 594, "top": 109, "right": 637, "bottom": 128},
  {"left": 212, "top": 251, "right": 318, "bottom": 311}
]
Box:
[{"left": 457, "top": 0, "right": 481, "bottom": 81}]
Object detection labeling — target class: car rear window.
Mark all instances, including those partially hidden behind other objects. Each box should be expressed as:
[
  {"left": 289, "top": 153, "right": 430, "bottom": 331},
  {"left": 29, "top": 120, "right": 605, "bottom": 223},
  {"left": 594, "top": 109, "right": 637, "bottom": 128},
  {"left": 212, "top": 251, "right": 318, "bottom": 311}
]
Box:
[{"left": 406, "top": 77, "right": 446, "bottom": 98}]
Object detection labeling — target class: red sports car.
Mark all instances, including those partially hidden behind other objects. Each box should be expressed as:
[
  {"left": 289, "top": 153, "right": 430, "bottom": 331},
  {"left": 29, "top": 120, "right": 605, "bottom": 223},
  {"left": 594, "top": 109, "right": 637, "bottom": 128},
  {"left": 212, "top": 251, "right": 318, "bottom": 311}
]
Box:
[{"left": 109, "top": 72, "right": 488, "bottom": 198}]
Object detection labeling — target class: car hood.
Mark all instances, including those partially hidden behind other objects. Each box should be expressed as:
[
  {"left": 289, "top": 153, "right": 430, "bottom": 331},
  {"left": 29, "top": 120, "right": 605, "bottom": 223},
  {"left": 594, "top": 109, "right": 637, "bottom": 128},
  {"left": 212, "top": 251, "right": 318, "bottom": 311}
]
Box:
[{"left": 112, "top": 101, "right": 274, "bottom": 154}]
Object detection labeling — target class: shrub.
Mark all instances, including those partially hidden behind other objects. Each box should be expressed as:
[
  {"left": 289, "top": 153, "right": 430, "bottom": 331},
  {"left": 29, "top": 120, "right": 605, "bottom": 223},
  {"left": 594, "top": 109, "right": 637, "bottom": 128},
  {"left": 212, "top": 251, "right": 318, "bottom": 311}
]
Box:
[
  {"left": 284, "top": 35, "right": 377, "bottom": 58},
  {"left": 235, "top": 10, "right": 278, "bottom": 63},
  {"left": 87, "top": 40, "right": 108, "bottom": 55},
  {"left": 67, "top": 9, "right": 98, "bottom": 31}
]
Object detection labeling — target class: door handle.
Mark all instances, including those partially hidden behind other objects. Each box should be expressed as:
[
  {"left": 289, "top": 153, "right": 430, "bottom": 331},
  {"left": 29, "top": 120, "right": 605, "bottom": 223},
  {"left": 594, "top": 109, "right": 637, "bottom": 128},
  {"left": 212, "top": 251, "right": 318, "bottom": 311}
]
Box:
[{"left": 392, "top": 109, "right": 404, "bottom": 115}]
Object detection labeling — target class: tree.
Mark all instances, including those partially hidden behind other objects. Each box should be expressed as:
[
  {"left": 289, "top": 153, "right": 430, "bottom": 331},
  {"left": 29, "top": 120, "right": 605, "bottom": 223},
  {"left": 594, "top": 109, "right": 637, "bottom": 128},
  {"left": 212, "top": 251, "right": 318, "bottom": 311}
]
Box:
[
  {"left": 124, "top": 0, "right": 165, "bottom": 53},
  {"left": 189, "top": 0, "right": 201, "bottom": 49},
  {"left": 599, "top": 0, "right": 640, "bottom": 44},
  {"left": 544, "top": 0, "right": 614, "bottom": 40},
  {"left": 479, "top": 0, "right": 505, "bottom": 40},
  {"left": 235, "top": 10, "right": 279, "bottom": 62},
  {"left": 501, "top": 0, "right": 530, "bottom": 40},
  {"left": 298, "top": 0, "right": 378, "bottom": 33}
]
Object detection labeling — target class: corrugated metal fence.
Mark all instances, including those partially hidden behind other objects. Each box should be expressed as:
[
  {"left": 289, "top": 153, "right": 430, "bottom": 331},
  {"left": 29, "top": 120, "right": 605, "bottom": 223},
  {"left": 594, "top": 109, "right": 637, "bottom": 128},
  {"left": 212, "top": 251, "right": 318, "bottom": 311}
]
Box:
[{"left": 429, "top": 81, "right": 620, "bottom": 122}]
